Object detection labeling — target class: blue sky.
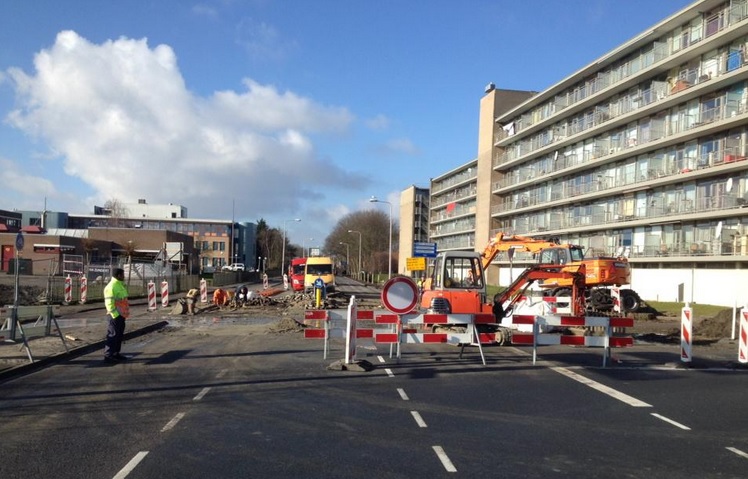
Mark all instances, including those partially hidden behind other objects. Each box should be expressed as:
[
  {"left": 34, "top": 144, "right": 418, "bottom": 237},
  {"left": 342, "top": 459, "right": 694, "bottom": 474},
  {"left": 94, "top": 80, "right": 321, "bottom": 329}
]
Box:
[{"left": 0, "top": 0, "right": 692, "bottom": 245}]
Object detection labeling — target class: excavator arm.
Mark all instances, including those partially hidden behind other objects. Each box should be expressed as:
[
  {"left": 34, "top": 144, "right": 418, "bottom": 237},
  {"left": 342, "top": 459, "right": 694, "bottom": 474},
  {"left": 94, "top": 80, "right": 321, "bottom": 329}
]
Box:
[{"left": 480, "top": 232, "right": 561, "bottom": 271}]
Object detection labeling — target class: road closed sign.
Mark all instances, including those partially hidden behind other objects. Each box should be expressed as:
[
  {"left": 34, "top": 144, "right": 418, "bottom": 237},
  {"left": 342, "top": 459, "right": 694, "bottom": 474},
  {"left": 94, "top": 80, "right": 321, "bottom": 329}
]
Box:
[{"left": 381, "top": 276, "right": 419, "bottom": 314}]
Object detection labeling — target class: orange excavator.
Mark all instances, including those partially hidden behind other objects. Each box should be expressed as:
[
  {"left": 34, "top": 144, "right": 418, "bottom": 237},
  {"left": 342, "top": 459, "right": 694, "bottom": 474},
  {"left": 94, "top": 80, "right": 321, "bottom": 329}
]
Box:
[{"left": 420, "top": 232, "right": 641, "bottom": 317}]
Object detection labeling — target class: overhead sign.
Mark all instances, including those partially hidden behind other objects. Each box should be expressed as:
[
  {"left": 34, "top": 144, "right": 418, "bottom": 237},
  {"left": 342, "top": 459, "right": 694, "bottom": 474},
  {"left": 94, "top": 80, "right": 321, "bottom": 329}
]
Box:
[
  {"left": 406, "top": 257, "right": 426, "bottom": 271},
  {"left": 413, "top": 242, "right": 437, "bottom": 258},
  {"left": 381, "top": 276, "right": 419, "bottom": 314}
]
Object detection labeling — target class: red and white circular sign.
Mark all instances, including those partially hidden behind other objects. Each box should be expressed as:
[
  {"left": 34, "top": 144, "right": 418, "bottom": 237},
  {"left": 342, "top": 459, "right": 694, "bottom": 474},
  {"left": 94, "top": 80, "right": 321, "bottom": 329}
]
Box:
[{"left": 381, "top": 276, "right": 419, "bottom": 314}]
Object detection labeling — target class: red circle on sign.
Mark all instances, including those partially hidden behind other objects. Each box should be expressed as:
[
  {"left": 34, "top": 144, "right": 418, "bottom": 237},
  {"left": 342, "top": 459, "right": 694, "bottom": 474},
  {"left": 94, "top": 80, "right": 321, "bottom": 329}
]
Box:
[{"left": 381, "top": 276, "right": 419, "bottom": 314}]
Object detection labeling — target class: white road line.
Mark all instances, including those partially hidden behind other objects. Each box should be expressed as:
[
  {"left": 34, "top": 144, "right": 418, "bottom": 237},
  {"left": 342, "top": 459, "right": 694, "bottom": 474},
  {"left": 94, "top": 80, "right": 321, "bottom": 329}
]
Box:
[
  {"left": 551, "top": 367, "right": 652, "bottom": 407},
  {"left": 411, "top": 411, "right": 428, "bottom": 428},
  {"left": 727, "top": 447, "right": 748, "bottom": 459},
  {"left": 112, "top": 451, "right": 149, "bottom": 479},
  {"left": 161, "top": 412, "right": 185, "bottom": 432},
  {"left": 432, "top": 446, "right": 457, "bottom": 472},
  {"left": 193, "top": 387, "right": 211, "bottom": 401},
  {"left": 651, "top": 413, "right": 691, "bottom": 430},
  {"left": 216, "top": 368, "right": 229, "bottom": 379},
  {"left": 397, "top": 388, "right": 410, "bottom": 401},
  {"left": 384, "top": 368, "right": 394, "bottom": 377},
  {"left": 377, "top": 355, "right": 386, "bottom": 363}
]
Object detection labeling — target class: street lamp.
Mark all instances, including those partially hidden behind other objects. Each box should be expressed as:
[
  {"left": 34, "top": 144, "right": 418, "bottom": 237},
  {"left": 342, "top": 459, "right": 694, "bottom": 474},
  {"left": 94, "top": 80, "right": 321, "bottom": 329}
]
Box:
[
  {"left": 339, "top": 242, "right": 350, "bottom": 275},
  {"left": 369, "top": 196, "right": 392, "bottom": 279},
  {"left": 347, "top": 229, "right": 362, "bottom": 277}
]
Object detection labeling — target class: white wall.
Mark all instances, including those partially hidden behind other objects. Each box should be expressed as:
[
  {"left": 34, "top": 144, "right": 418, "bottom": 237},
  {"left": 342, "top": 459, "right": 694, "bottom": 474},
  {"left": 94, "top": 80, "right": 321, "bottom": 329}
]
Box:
[{"left": 498, "top": 266, "right": 748, "bottom": 308}]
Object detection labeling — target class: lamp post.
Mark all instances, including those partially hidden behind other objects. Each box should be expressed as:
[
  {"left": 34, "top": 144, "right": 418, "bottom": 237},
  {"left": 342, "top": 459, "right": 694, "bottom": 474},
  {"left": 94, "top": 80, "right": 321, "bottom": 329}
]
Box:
[
  {"left": 369, "top": 196, "right": 392, "bottom": 279},
  {"left": 281, "top": 218, "right": 301, "bottom": 276},
  {"left": 339, "top": 242, "right": 350, "bottom": 276},
  {"left": 347, "top": 229, "right": 362, "bottom": 277}
]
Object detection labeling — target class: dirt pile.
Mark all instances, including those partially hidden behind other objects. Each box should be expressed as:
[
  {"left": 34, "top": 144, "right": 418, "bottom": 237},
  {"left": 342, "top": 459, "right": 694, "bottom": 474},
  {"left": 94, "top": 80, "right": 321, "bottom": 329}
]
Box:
[
  {"left": 694, "top": 309, "right": 736, "bottom": 339},
  {"left": 0, "top": 284, "right": 47, "bottom": 306}
]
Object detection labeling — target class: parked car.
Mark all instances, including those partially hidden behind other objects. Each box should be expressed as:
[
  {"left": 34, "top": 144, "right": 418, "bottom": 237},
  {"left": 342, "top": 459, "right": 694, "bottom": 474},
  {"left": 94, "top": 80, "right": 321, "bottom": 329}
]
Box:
[{"left": 222, "top": 263, "right": 245, "bottom": 272}]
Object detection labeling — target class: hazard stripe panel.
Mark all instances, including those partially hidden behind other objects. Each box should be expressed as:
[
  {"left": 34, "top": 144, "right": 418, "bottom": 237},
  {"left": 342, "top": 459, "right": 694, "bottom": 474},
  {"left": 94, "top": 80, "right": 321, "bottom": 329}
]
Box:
[
  {"left": 376, "top": 314, "right": 399, "bottom": 324},
  {"left": 356, "top": 310, "right": 374, "bottom": 320},
  {"left": 304, "top": 310, "right": 329, "bottom": 320},
  {"left": 512, "top": 334, "right": 634, "bottom": 347},
  {"left": 356, "top": 329, "right": 374, "bottom": 339},
  {"left": 303, "top": 329, "right": 326, "bottom": 339}
]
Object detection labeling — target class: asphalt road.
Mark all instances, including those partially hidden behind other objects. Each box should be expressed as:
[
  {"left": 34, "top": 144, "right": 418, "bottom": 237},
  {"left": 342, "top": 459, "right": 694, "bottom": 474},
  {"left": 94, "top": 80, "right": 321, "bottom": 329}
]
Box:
[{"left": 1, "top": 311, "right": 748, "bottom": 479}]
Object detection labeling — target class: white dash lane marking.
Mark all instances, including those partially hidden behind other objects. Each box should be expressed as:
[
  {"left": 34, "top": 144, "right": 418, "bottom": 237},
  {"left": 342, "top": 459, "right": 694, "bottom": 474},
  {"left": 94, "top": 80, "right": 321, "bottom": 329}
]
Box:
[
  {"left": 216, "top": 368, "right": 229, "bottom": 379},
  {"left": 552, "top": 367, "right": 652, "bottom": 407},
  {"left": 432, "top": 446, "right": 457, "bottom": 472},
  {"left": 385, "top": 368, "right": 394, "bottom": 377},
  {"left": 193, "top": 387, "right": 211, "bottom": 401},
  {"left": 411, "top": 411, "right": 427, "bottom": 428},
  {"left": 161, "top": 412, "right": 186, "bottom": 432},
  {"left": 397, "top": 388, "right": 409, "bottom": 401},
  {"left": 113, "top": 451, "right": 149, "bottom": 479},
  {"left": 727, "top": 447, "right": 748, "bottom": 459},
  {"left": 377, "top": 355, "right": 386, "bottom": 363},
  {"left": 651, "top": 413, "right": 691, "bottom": 430}
]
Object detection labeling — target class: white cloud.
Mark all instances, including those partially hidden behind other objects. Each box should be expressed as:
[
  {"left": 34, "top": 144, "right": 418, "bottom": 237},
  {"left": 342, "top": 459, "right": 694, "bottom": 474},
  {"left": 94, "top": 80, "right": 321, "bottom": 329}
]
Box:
[
  {"left": 376, "top": 137, "right": 420, "bottom": 156},
  {"left": 5, "top": 30, "right": 368, "bottom": 219},
  {"left": 365, "top": 114, "right": 390, "bottom": 130}
]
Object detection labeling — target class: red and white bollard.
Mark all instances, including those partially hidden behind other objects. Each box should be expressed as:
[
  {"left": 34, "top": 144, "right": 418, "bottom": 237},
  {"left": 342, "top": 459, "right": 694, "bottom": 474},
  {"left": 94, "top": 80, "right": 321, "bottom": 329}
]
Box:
[
  {"left": 161, "top": 280, "right": 169, "bottom": 308},
  {"left": 681, "top": 303, "right": 693, "bottom": 364},
  {"left": 200, "top": 278, "right": 207, "bottom": 303},
  {"left": 611, "top": 287, "right": 621, "bottom": 314},
  {"left": 64, "top": 275, "right": 72, "bottom": 304},
  {"left": 80, "top": 276, "right": 88, "bottom": 304},
  {"left": 738, "top": 305, "right": 748, "bottom": 364},
  {"left": 147, "top": 281, "right": 157, "bottom": 311}
]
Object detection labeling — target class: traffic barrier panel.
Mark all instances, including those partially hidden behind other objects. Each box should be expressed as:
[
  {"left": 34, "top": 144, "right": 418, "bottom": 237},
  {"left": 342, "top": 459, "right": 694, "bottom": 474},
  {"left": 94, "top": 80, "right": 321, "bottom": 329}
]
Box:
[
  {"left": 739, "top": 306, "right": 748, "bottom": 364},
  {"left": 80, "top": 276, "right": 88, "bottom": 304},
  {"left": 147, "top": 281, "right": 157, "bottom": 311},
  {"left": 511, "top": 313, "right": 634, "bottom": 367},
  {"left": 681, "top": 304, "right": 693, "bottom": 364},
  {"left": 161, "top": 281, "right": 169, "bottom": 308},
  {"left": 200, "top": 279, "right": 208, "bottom": 303},
  {"left": 64, "top": 275, "right": 72, "bottom": 304},
  {"left": 542, "top": 296, "right": 572, "bottom": 315}
]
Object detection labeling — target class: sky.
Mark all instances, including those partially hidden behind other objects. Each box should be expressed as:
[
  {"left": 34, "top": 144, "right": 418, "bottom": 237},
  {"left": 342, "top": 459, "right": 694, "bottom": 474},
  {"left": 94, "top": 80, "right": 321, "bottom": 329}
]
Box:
[{"left": 0, "top": 0, "right": 693, "bottom": 246}]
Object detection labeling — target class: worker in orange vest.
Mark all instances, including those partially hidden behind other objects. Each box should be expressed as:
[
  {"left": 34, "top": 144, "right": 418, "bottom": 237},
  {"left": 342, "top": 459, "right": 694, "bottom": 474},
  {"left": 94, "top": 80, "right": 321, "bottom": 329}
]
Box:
[{"left": 103, "top": 268, "right": 130, "bottom": 363}]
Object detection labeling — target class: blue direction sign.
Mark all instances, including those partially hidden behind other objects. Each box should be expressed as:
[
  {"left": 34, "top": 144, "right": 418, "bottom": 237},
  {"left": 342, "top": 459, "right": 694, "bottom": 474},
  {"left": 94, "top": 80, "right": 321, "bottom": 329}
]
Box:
[
  {"left": 413, "top": 242, "right": 437, "bottom": 258},
  {"left": 15, "top": 231, "right": 24, "bottom": 251}
]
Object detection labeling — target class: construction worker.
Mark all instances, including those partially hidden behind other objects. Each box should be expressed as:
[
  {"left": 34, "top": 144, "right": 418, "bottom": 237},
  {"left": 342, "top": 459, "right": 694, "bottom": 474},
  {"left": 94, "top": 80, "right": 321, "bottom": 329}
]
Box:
[
  {"left": 185, "top": 288, "right": 199, "bottom": 315},
  {"left": 235, "top": 284, "right": 249, "bottom": 307},
  {"left": 103, "top": 268, "right": 130, "bottom": 363},
  {"left": 212, "top": 288, "right": 228, "bottom": 308}
]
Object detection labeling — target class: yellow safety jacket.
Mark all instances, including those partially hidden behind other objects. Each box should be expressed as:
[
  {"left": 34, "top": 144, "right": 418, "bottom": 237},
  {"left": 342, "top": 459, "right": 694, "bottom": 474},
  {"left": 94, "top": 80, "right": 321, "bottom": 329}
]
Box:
[{"left": 104, "top": 277, "right": 130, "bottom": 319}]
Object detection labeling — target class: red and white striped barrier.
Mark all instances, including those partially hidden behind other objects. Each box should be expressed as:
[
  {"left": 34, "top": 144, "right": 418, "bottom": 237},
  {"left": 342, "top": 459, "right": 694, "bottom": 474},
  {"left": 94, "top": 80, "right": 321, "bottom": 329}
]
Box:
[
  {"left": 611, "top": 287, "right": 621, "bottom": 313},
  {"left": 79, "top": 276, "right": 88, "bottom": 304},
  {"left": 64, "top": 275, "right": 72, "bottom": 304},
  {"left": 147, "top": 281, "right": 157, "bottom": 311},
  {"left": 511, "top": 314, "right": 634, "bottom": 367},
  {"left": 161, "top": 280, "right": 169, "bottom": 308},
  {"left": 681, "top": 303, "right": 693, "bottom": 364},
  {"left": 738, "top": 306, "right": 748, "bottom": 364},
  {"left": 302, "top": 309, "right": 332, "bottom": 358},
  {"left": 199, "top": 279, "right": 208, "bottom": 303}
]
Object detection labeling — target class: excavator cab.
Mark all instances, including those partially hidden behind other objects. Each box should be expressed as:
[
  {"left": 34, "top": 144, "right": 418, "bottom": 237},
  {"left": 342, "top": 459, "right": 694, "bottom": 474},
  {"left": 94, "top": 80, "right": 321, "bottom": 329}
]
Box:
[{"left": 421, "top": 252, "right": 488, "bottom": 314}]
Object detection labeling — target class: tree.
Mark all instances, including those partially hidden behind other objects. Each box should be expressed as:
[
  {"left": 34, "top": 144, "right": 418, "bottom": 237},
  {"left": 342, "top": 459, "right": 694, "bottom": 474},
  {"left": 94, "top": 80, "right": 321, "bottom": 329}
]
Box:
[
  {"left": 323, "top": 210, "right": 399, "bottom": 275},
  {"left": 255, "top": 218, "right": 283, "bottom": 272},
  {"left": 102, "top": 199, "right": 131, "bottom": 228}
]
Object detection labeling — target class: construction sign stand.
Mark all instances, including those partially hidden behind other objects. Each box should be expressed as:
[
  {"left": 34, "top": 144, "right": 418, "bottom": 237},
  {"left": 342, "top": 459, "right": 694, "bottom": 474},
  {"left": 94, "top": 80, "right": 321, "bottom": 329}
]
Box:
[{"left": 681, "top": 303, "right": 693, "bottom": 365}]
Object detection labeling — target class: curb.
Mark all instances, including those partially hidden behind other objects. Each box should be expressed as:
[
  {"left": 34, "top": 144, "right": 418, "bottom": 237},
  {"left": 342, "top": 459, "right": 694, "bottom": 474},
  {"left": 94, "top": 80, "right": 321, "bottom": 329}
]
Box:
[{"left": 0, "top": 321, "right": 169, "bottom": 384}]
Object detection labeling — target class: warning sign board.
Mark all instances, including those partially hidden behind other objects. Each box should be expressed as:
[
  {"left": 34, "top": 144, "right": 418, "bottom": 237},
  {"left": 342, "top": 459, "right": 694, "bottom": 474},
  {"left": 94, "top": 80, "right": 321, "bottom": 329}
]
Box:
[{"left": 406, "top": 257, "right": 426, "bottom": 271}]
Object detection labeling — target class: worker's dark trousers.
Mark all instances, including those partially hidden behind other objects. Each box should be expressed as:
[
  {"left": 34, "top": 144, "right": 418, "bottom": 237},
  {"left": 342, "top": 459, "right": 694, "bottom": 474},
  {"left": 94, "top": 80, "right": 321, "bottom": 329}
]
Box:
[{"left": 104, "top": 315, "right": 126, "bottom": 358}]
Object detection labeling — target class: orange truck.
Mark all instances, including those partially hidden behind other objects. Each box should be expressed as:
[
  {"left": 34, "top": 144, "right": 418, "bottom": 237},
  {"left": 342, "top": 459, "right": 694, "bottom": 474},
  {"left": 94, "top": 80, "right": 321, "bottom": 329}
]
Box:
[{"left": 289, "top": 257, "right": 306, "bottom": 292}]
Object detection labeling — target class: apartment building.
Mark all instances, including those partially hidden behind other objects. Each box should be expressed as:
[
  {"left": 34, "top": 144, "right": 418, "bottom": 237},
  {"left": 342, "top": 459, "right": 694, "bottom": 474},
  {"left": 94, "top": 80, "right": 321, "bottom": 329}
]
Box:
[
  {"left": 476, "top": 0, "right": 748, "bottom": 306},
  {"left": 398, "top": 185, "right": 430, "bottom": 276}
]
